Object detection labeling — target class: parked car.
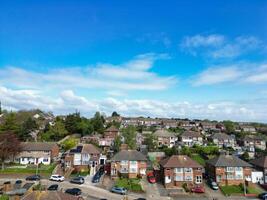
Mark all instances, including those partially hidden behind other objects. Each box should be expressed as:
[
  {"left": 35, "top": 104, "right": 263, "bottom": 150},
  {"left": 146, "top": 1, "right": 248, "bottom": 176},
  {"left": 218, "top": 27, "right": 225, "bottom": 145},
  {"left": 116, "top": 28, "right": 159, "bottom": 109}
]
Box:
[
  {"left": 15, "top": 180, "right": 22, "bottom": 185},
  {"left": 26, "top": 175, "right": 41, "bottom": 181},
  {"left": 47, "top": 184, "right": 59, "bottom": 191},
  {"left": 147, "top": 172, "right": 156, "bottom": 184},
  {"left": 65, "top": 188, "right": 82, "bottom": 196},
  {"left": 98, "top": 166, "right": 105, "bottom": 176},
  {"left": 70, "top": 176, "right": 85, "bottom": 184},
  {"left": 259, "top": 192, "right": 267, "bottom": 200},
  {"left": 191, "top": 185, "right": 205, "bottom": 193},
  {"left": 110, "top": 186, "right": 127, "bottom": 195},
  {"left": 92, "top": 173, "right": 100, "bottom": 183},
  {"left": 207, "top": 179, "right": 219, "bottom": 190},
  {"left": 50, "top": 174, "right": 65, "bottom": 182}
]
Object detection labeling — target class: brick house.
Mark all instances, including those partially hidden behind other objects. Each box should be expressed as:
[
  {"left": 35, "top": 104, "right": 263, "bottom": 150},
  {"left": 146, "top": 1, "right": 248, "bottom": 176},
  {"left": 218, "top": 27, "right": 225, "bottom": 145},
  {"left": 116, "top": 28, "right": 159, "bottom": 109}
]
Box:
[
  {"left": 159, "top": 155, "right": 203, "bottom": 188},
  {"left": 206, "top": 154, "right": 252, "bottom": 186},
  {"left": 104, "top": 126, "right": 119, "bottom": 139},
  {"left": 239, "top": 135, "right": 266, "bottom": 151},
  {"left": 64, "top": 144, "right": 106, "bottom": 172},
  {"left": 180, "top": 131, "right": 203, "bottom": 147},
  {"left": 154, "top": 129, "right": 178, "bottom": 148},
  {"left": 250, "top": 156, "right": 267, "bottom": 183},
  {"left": 110, "top": 150, "right": 147, "bottom": 179},
  {"left": 16, "top": 142, "right": 59, "bottom": 165},
  {"left": 210, "top": 132, "right": 236, "bottom": 148}
]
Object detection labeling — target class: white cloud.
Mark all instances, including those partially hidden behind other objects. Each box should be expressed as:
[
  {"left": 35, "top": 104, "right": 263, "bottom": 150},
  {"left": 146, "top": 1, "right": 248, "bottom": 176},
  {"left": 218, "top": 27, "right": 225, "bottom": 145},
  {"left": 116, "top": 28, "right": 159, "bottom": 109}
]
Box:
[
  {"left": 192, "top": 66, "right": 242, "bottom": 86},
  {"left": 0, "top": 53, "right": 177, "bottom": 91},
  {"left": 1, "top": 86, "right": 267, "bottom": 122},
  {"left": 181, "top": 34, "right": 263, "bottom": 58},
  {"left": 192, "top": 62, "right": 267, "bottom": 86}
]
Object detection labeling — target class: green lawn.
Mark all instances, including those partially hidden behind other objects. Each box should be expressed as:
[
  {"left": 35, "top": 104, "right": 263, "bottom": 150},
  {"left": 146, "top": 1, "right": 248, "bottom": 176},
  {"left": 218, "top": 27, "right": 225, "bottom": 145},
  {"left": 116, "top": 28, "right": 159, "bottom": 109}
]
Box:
[
  {"left": 115, "top": 178, "right": 143, "bottom": 192},
  {"left": 191, "top": 154, "right": 206, "bottom": 166},
  {"left": 0, "top": 195, "right": 9, "bottom": 200},
  {"left": 0, "top": 164, "right": 56, "bottom": 176},
  {"left": 220, "top": 185, "right": 261, "bottom": 196}
]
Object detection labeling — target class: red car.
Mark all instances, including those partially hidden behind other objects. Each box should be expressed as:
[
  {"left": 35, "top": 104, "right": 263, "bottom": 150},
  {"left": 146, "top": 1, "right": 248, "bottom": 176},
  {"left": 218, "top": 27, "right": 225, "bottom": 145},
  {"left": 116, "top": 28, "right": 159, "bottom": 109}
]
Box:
[
  {"left": 191, "top": 185, "right": 205, "bottom": 193},
  {"left": 147, "top": 172, "right": 156, "bottom": 184}
]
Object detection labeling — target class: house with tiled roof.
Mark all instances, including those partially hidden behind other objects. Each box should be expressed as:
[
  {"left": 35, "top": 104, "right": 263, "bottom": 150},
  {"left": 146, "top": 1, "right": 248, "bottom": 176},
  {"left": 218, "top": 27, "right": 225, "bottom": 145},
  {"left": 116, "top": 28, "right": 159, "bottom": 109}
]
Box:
[
  {"left": 110, "top": 150, "right": 147, "bottom": 179},
  {"left": 210, "top": 132, "right": 236, "bottom": 148},
  {"left": 15, "top": 142, "right": 59, "bottom": 165},
  {"left": 251, "top": 156, "right": 267, "bottom": 183},
  {"left": 154, "top": 129, "right": 178, "bottom": 148},
  {"left": 159, "top": 155, "right": 203, "bottom": 188},
  {"left": 179, "top": 131, "right": 203, "bottom": 147},
  {"left": 238, "top": 135, "right": 266, "bottom": 151},
  {"left": 64, "top": 143, "right": 106, "bottom": 172},
  {"left": 206, "top": 154, "right": 252, "bottom": 186}
]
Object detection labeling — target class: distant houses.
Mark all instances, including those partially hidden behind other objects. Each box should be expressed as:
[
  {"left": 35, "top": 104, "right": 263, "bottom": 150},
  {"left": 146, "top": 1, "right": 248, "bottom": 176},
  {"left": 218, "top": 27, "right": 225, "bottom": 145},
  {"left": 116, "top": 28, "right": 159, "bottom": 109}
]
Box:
[
  {"left": 179, "top": 131, "right": 203, "bottom": 147},
  {"left": 154, "top": 129, "right": 178, "bottom": 148}
]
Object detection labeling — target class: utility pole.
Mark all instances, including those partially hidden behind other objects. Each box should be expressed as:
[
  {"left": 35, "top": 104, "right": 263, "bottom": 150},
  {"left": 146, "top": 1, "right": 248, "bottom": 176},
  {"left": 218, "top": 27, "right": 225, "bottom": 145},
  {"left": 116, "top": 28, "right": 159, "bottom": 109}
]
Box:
[{"left": 0, "top": 101, "right": 2, "bottom": 115}]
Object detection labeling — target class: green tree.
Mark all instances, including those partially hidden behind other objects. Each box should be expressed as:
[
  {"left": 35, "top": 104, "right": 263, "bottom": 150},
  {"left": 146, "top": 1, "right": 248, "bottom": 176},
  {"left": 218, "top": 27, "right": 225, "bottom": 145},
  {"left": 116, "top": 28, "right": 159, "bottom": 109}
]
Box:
[
  {"left": 223, "top": 120, "right": 235, "bottom": 134},
  {"left": 144, "top": 134, "right": 157, "bottom": 151},
  {"left": 64, "top": 113, "right": 82, "bottom": 134},
  {"left": 62, "top": 137, "right": 78, "bottom": 151},
  {"left": 77, "top": 118, "right": 94, "bottom": 136},
  {"left": 111, "top": 111, "right": 120, "bottom": 117},
  {"left": 113, "top": 136, "right": 122, "bottom": 152},
  {"left": 241, "top": 151, "right": 250, "bottom": 161},
  {"left": 0, "top": 112, "right": 19, "bottom": 133},
  {"left": 181, "top": 146, "right": 192, "bottom": 156},
  {"left": 91, "top": 112, "right": 105, "bottom": 134},
  {"left": 19, "top": 117, "right": 38, "bottom": 141},
  {"left": 122, "top": 125, "right": 137, "bottom": 149},
  {"left": 42, "top": 119, "right": 68, "bottom": 141}
]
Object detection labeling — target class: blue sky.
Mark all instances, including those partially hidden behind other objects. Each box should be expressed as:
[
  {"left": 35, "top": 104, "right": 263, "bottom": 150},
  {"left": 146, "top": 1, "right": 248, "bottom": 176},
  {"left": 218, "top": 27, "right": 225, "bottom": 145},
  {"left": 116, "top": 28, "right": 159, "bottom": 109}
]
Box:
[{"left": 0, "top": 0, "right": 267, "bottom": 122}]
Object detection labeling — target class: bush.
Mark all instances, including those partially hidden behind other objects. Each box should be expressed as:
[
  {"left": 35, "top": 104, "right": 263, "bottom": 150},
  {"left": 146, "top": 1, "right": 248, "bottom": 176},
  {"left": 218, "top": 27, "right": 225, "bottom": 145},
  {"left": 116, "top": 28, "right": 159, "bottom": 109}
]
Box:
[{"left": 182, "top": 183, "right": 190, "bottom": 192}]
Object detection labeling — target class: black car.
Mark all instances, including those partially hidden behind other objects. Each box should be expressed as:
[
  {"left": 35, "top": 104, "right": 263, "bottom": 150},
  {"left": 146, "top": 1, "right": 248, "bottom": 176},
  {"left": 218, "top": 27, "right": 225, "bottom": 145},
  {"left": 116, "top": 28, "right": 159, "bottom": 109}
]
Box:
[
  {"left": 65, "top": 188, "right": 82, "bottom": 196},
  {"left": 47, "top": 184, "right": 59, "bottom": 191},
  {"left": 98, "top": 166, "right": 105, "bottom": 176},
  {"left": 26, "top": 175, "right": 41, "bottom": 181},
  {"left": 92, "top": 173, "right": 100, "bottom": 183},
  {"left": 15, "top": 180, "right": 22, "bottom": 184},
  {"left": 70, "top": 177, "right": 85, "bottom": 184},
  {"left": 259, "top": 192, "right": 267, "bottom": 200}
]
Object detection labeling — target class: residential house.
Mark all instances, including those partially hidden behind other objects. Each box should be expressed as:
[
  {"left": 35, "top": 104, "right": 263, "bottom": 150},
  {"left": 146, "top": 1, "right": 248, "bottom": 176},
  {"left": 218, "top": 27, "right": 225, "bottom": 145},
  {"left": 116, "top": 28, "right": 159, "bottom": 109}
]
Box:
[
  {"left": 250, "top": 156, "right": 267, "bottom": 183},
  {"left": 180, "top": 131, "right": 203, "bottom": 147},
  {"left": 64, "top": 144, "right": 106, "bottom": 172},
  {"left": 105, "top": 116, "right": 122, "bottom": 124},
  {"left": 178, "top": 120, "right": 197, "bottom": 130},
  {"left": 159, "top": 155, "right": 203, "bottom": 188},
  {"left": 16, "top": 142, "right": 59, "bottom": 165},
  {"left": 104, "top": 126, "right": 119, "bottom": 139},
  {"left": 206, "top": 154, "right": 252, "bottom": 186},
  {"left": 210, "top": 132, "right": 236, "bottom": 148},
  {"left": 240, "top": 125, "right": 257, "bottom": 133},
  {"left": 241, "top": 135, "right": 266, "bottom": 150},
  {"left": 161, "top": 119, "right": 178, "bottom": 128},
  {"left": 154, "top": 129, "right": 178, "bottom": 148},
  {"left": 200, "top": 122, "right": 217, "bottom": 132},
  {"left": 80, "top": 133, "right": 101, "bottom": 144},
  {"left": 110, "top": 150, "right": 147, "bottom": 179}
]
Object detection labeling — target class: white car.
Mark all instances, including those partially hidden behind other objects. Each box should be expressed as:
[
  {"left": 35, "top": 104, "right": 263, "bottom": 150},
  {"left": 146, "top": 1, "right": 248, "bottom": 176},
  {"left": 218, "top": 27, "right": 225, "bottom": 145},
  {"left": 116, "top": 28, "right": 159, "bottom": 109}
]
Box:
[{"left": 50, "top": 175, "right": 65, "bottom": 182}]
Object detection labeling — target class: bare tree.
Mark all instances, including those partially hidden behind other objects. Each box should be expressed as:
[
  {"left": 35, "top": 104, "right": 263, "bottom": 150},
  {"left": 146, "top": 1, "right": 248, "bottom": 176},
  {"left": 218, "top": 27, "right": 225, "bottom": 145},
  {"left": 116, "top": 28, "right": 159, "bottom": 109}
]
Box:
[{"left": 0, "top": 132, "right": 21, "bottom": 170}]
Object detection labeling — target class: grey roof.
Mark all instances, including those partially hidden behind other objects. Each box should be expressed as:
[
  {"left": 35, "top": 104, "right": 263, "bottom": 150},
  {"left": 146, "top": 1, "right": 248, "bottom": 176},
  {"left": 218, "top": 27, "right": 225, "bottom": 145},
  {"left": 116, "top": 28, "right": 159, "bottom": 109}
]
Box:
[
  {"left": 21, "top": 142, "right": 57, "bottom": 151},
  {"left": 211, "top": 132, "right": 232, "bottom": 140},
  {"left": 250, "top": 156, "right": 267, "bottom": 168},
  {"left": 111, "top": 150, "right": 147, "bottom": 161},
  {"left": 154, "top": 129, "right": 176, "bottom": 137},
  {"left": 181, "top": 131, "right": 201, "bottom": 138},
  {"left": 206, "top": 154, "right": 252, "bottom": 167}
]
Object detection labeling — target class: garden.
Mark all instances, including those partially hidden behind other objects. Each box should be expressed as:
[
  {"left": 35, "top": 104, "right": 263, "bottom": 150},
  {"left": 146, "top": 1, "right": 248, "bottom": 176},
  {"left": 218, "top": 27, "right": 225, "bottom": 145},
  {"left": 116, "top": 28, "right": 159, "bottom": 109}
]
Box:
[
  {"left": 220, "top": 184, "right": 262, "bottom": 196},
  {"left": 115, "top": 178, "right": 143, "bottom": 192}
]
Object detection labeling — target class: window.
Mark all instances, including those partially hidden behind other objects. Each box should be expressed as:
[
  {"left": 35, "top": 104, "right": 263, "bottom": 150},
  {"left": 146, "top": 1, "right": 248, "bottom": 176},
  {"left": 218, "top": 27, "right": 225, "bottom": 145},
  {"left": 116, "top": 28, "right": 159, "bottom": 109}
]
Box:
[
  {"left": 235, "top": 167, "right": 242, "bottom": 171},
  {"left": 235, "top": 174, "right": 243, "bottom": 180},
  {"left": 175, "top": 168, "right": 183, "bottom": 173},
  {"left": 184, "top": 168, "right": 192, "bottom": 173},
  {"left": 129, "top": 168, "right": 137, "bottom": 173},
  {"left": 226, "top": 167, "right": 234, "bottom": 172},
  {"left": 195, "top": 175, "right": 202, "bottom": 184},
  {"left": 43, "top": 158, "right": 49, "bottom": 162},
  {"left": 185, "top": 175, "right": 193, "bottom": 181},
  {"left": 121, "top": 160, "right": 128, "bottom": 165},
  {"left": 226, "top": 174, "right": 234, "bottom": 180},
  {"left": 216, "top": 175, "right": 222, "bottom": 182},
  {"left": 175, "top": 175, "right": 183, "bottom": 181}
]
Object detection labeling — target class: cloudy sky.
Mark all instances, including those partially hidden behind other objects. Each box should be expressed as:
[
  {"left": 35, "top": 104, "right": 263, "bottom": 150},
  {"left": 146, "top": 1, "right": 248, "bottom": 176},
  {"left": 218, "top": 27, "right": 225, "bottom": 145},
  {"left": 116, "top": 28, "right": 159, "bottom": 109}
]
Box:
[{"left": 0, "top": 0, "right": 267, "bottom": 122}]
